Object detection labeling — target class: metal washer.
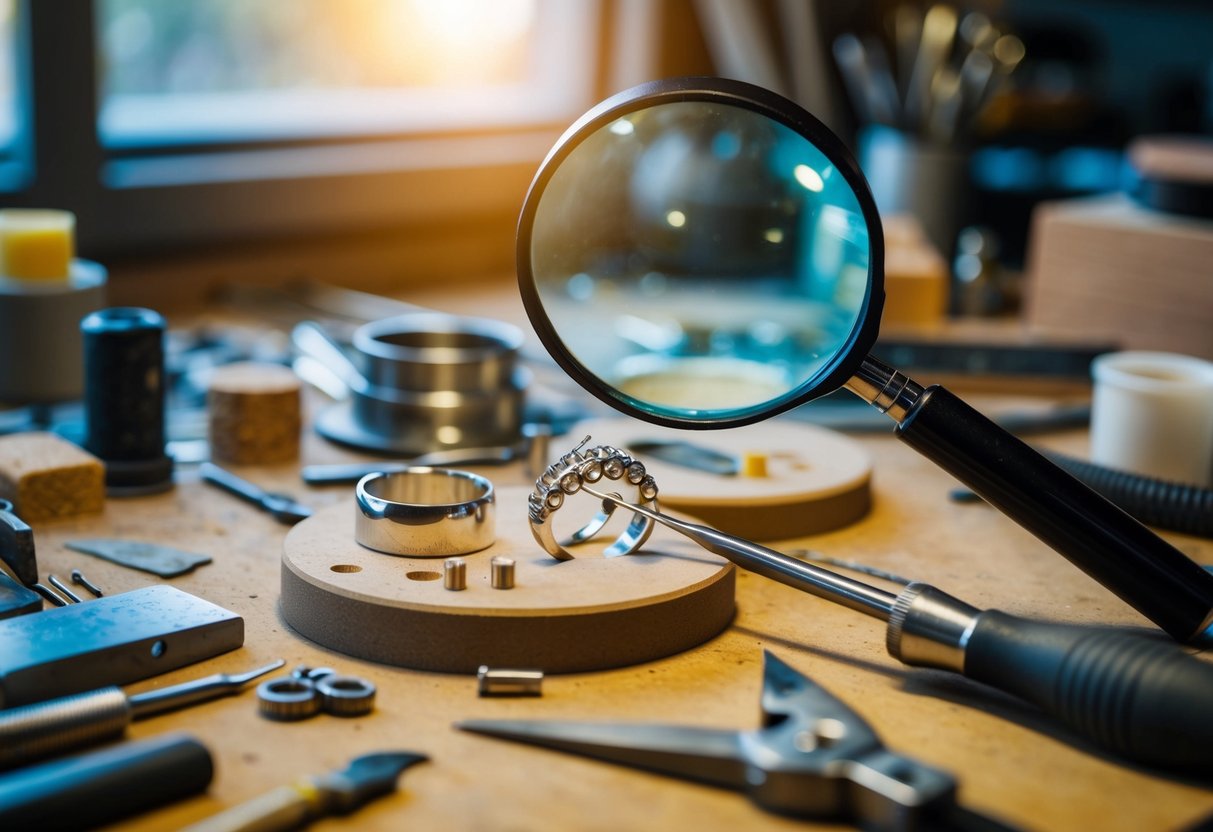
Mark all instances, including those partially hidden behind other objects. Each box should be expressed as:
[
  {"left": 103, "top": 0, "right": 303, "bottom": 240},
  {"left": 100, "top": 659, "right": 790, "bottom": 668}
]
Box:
[
  {"left": 315, "top": 675, "right": 377, "bottom": 717},
  {"left": 257, "top": 677, "right": 321, "bottom": 721}
]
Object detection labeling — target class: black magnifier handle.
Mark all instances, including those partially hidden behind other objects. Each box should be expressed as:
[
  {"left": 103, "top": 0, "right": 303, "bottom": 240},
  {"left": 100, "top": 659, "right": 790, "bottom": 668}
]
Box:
[{"left": 850, "top": 359, "right": 1213, "bottom": 644}]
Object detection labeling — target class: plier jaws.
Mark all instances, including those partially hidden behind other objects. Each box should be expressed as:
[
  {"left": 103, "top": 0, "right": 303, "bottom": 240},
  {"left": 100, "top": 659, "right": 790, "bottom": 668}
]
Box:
[{"left": 460, "top": 651, "right": 960, "bottom": 830}]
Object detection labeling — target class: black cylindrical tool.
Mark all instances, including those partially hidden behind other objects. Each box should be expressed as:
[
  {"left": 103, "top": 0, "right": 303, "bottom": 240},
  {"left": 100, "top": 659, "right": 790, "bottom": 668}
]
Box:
[
  {"left": 0, "top": 733, "right": 213, "bottom": 830},
  {"left": 82, "top": 307, "right": 173, "bottom": 493}
]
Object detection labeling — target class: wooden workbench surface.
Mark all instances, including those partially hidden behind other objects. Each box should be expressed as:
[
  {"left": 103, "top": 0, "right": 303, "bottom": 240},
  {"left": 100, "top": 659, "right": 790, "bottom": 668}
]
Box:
[{"left": 20, "top": 281, "right": 1213, "bottom": 832}]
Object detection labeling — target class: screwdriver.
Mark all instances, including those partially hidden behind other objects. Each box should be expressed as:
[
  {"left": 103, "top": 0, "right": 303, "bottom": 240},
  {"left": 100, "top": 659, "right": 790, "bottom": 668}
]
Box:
[
  {"left": 200, "top": 463, "right": 312, "bottom": 524},
  {"left": 0, "top": 660, "right": 284, "bottom": 769},
  {"left": 582, "top": 486, "right": 1213, "bottom": 771}
]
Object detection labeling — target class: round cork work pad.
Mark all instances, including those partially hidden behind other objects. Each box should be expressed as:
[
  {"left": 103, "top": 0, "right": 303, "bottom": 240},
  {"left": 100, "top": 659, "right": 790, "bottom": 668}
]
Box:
[
  {"left": 280, "top": 487, "right": 735, "bottom": 673},
  {"left": 569, "top": 417, "right": 873, "bottom": 541}
]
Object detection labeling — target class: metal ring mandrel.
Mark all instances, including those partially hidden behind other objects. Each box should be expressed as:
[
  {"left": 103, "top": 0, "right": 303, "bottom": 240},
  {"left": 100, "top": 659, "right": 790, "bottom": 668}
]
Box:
[
  {"left": 256, "top": 678, "right": 321, "bottom": 722},
  {"left": 528, "top": 436, "right": 658, "bottom": 561},
  {"left": 315, "top": 675, "right": 377, "bottom": 717},
  {"left": 355, "top": 468, "right": 495, "bottom": 557}
]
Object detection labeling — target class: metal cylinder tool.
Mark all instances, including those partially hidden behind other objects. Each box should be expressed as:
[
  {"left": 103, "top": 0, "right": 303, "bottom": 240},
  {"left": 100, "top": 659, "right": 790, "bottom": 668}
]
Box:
[{"left": 81, "top": 307, "right": 173, "bottom": 493}]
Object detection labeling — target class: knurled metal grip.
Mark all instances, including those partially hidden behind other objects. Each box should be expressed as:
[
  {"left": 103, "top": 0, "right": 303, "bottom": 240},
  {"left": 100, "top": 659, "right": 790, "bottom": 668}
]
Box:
[{"left": 886, "top": 582, "right": 981, "bottom": 673}]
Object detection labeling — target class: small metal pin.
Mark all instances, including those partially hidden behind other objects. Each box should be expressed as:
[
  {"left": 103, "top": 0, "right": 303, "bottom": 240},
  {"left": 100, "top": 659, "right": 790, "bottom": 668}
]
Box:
[
  {"left": 444, "top": 557, "right": 467, "bottom": 591},
  {"left": 32, "top": 583, "right": 69, "bottom": 607},
  {"left": 70, "top": 569, "right": 105, "bottom": 597},
  {"left": 477, "top": 666, "right": 543, "bottom": 697},
  {"left": 47, "top": 574, "right": 84, "bottom": 603},
  {"left": 490, "top": 556, "right": 515, "bottom": 590}
]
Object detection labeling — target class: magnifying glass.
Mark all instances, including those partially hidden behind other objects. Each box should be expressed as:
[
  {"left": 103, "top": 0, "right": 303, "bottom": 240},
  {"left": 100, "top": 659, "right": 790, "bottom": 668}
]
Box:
[{"left": 517, "top": 77, "right": 1213, "bottom": 645}]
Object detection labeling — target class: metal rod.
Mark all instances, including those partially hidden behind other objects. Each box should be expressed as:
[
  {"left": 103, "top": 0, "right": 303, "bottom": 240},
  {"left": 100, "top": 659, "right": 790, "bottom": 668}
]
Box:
[
  {"left": 47, "top": 575, "right": 84, "bottom": 604},
  {"left": 70, "top": 569, "right": 104, "bottom": 598},
  {"left": 128, "top": 660, "right": 285, "bottom": 719},
  {"left": 580, "top": 486, "right": 897, "bottom": 620},
  {"left": 32, "top": 583, "right": 69, "bottom": 606}
]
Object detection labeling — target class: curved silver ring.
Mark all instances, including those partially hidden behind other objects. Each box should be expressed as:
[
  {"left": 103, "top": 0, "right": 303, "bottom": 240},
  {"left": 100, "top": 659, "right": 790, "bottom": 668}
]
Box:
[
  {"left": 528, "top": 437, "right": 659, "bottom": 561},
  {"left": 355, "top": 467, "right": 495, "bottom": 557}
]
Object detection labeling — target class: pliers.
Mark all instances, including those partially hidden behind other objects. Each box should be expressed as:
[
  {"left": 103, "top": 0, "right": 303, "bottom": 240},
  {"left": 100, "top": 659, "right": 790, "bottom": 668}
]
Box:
[{"left": 460, "top": 651, "right": 1008, "bottom": 830}]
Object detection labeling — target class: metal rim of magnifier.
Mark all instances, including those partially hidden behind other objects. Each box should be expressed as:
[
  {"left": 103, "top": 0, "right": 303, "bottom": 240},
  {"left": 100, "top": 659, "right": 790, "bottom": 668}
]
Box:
[{"left": 516, "top": 76, "right": 886, "bottom": 430}]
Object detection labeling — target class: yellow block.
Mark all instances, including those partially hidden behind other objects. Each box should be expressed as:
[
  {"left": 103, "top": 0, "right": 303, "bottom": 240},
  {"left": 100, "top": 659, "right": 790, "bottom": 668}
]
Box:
[{"left": 0, "top": 209, "right": 75, "bottom": 280}]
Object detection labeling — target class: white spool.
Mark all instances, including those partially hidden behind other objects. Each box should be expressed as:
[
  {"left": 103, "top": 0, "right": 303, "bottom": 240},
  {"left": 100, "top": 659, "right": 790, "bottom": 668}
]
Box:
[{"left": 1090, "top": 351, "right": 1213, "bottom": 486}]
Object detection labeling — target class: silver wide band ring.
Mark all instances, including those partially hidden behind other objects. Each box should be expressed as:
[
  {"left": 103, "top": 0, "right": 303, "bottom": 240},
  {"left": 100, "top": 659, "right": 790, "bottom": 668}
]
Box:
[
  {"left": 528, "top": 438, "right": 658, "bottom": 561},
  {"left": 355, "top": 467, "right": 495, "bottom": 557}
]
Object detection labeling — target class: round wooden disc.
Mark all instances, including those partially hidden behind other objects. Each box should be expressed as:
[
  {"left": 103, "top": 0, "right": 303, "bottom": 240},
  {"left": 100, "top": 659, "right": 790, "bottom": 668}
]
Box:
[
  {"left": 280, "top": 487, "right": 735, "bottom": 673},
  {"left": 568, "top": 418, "right": 873, "bottom": 541}
]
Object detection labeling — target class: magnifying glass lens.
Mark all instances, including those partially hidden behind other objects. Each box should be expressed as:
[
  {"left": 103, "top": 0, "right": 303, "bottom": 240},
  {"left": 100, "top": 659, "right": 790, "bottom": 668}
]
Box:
[{"left": 527, "top": 99, "right": 875, "bottom": 423}]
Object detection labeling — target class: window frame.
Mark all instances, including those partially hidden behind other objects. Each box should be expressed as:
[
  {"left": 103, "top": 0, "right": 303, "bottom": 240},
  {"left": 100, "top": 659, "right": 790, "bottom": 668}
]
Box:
[{"left": 3, "top": 0, "right": 656, "bottom": 256}]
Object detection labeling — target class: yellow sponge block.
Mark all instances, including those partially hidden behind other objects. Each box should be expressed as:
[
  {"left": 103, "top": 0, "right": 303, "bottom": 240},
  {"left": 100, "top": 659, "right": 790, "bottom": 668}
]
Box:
[
  {"left": 0, "top": 209, "right": 75, "bottom": 280},
  {"left": 0, "top": 432, "right": 105, "bottom": 522}
]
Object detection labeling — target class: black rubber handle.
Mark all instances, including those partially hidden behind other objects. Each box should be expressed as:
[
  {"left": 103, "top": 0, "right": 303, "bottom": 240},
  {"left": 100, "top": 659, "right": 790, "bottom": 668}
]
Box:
[
  {"left": 897, "top": 386, "right": 1213, "bottom": 643},
  {"left": 0, "top": 732, "right": 213, "bottom": 829},
  {"left": 965, "top": 611, "right": 1213, "bottom": 770}
]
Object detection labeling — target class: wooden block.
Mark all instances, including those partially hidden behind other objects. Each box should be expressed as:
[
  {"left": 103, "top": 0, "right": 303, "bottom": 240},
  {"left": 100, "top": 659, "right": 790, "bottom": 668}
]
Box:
[
  {"left": 1025, "top": 194, "right": 1213, "bottom": 360},
  {"left": 0, "top": 432, "right": 104, "bottom": 522},
  {"left": 882, "top": 214, "right": 949, "bottom": 328},
  {"left": 207, "top": 362, "right": 301, "bottom": 464}
]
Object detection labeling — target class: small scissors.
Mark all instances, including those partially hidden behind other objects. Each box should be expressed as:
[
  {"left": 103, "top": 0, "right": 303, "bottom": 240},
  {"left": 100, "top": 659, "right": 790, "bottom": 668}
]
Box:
[{"left": 460, "top": 651, "right": 1011, "bottom": 831}]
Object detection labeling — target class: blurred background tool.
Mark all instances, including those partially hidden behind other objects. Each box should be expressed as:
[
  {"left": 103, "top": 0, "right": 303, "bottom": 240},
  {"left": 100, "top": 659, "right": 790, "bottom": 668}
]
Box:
[
  {"left": 584, "top": 488, "right": 1213, "bottom": 771},
  {"left": 293, "top": 314, "right": 528, "bottom": 456},
  {"left": 839, "top": 5, "right": 1026, "bottom": 263},
  {"left": 0, "top": 660, "right": 284, "bottom": 769},
  {"left": 0, "top": 733, "right": 214, "bottom": 831},
  {"left": 0, "top": 497, "right": 36, "bottom": 587},
  {"left": 82, "top": 307, "right": 174, "bottom": 494},
  {"left": 200, "top": 463, "right": 312, "bottom": 525},
  {"left": 180, "top": 750, "right": 427, "bottom": 832}
]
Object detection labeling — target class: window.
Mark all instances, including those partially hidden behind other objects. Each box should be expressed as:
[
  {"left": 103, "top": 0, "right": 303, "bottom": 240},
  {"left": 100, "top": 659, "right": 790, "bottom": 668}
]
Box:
[
  {"left": 97, "top": 0, "right": 594, "bottom": 148},
  {"left": 3, "top": 0, "right": 642, "bottom": 254}
]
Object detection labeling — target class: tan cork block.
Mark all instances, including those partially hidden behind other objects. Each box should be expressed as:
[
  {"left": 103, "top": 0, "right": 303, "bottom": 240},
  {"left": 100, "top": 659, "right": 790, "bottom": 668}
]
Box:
[
  {"left": 207, "top": 362, "right": 302, "bottom": 464},
  {"left": 0, "top": 432, "right": 105, "bottom": 522}
]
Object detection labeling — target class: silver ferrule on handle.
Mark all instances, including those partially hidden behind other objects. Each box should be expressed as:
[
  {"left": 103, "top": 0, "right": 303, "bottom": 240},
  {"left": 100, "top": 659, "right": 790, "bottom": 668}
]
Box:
[
  {"left": 844, "top": 356, "right": 925, "bottom": 424},
  {"left": 886, "top": 583, "right": 982, "bottom": 673}
]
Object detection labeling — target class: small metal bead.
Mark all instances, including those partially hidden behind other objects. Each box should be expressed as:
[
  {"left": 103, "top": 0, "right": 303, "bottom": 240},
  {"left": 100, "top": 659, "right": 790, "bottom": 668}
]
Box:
[
  {"left": 626, "top": 461, "right": 646, "bottom": 484},
  {"left": 545, "top": 490, "right": 564, "bottom": 509},
  {"left": 603, "top": 458, "right": 624, "bottom": 479},
  {"left": 640, "top": 477, "right": 659, "bottom": 500},
  {"left": 559, "top": 471, "right": 582, "bottom": 494},
  {"left": 444, "top": 557, "right": 468, "bottom": 591},
  {"left": 491, "top": 556, "right": 516, "bottom": 589},
  {"left": 580, "top": 459, "right": 603, "bottom": 482}
]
